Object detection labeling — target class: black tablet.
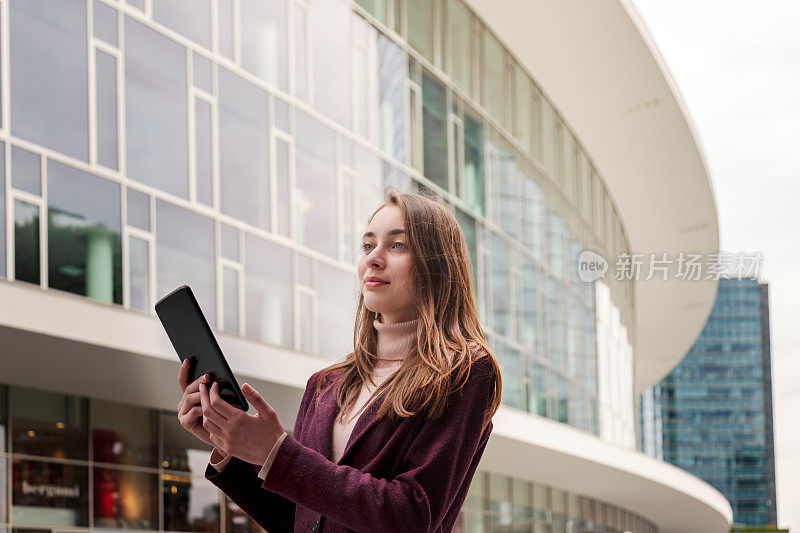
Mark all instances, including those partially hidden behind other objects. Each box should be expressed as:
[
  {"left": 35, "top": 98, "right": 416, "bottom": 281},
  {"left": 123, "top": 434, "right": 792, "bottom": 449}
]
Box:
[{"left": 155, "top": 285, "right": 249, "bottom": 412}]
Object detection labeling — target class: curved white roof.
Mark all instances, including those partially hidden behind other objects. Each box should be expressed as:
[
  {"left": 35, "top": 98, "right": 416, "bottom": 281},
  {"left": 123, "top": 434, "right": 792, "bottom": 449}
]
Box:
[{"left": 463, "top": 0, "right": 721, "bottom": 391}]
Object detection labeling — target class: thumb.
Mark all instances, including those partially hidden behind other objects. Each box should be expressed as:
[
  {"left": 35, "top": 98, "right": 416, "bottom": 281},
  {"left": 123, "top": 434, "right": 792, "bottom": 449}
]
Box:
[{"left": 242, "top": 383, "right": 273, "bottom": 416}]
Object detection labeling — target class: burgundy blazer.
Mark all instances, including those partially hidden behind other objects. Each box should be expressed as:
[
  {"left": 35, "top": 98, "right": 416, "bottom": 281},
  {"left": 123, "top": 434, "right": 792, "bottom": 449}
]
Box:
[{"left": 204, "top": 355, "right": 496, "bottom": 532}]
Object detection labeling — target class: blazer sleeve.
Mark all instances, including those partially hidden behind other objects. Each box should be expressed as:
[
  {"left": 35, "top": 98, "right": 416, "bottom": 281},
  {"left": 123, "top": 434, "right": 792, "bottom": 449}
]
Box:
[
  {"left": 204, "top": 371, "right": 321, "bottom": 533},
  {"left": 259, "top": 357, "right": 496, "bottom": 533}
]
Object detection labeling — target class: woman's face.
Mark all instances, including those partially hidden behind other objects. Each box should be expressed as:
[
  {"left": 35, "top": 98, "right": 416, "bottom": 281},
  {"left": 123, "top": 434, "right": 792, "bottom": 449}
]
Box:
[{"left": 357, "top": 205, "right": 417, "bottom": 324}]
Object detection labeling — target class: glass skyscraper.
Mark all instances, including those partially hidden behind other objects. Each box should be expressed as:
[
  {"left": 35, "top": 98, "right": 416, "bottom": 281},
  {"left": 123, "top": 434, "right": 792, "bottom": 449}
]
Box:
[{"left": 642, "top": 277, "right": 778, "bottom": 527}]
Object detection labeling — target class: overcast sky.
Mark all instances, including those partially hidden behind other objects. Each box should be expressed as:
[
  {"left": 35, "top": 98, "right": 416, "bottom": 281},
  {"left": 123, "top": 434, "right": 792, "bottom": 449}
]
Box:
[{"left": 629, "top": 0, "right": 800, "bottom": 529}]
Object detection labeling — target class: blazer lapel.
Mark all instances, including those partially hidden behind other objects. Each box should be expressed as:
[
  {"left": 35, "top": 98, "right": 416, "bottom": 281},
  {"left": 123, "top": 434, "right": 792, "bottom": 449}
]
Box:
[{"left": 316, "top": 369, "right": 389, "bottom": 466}]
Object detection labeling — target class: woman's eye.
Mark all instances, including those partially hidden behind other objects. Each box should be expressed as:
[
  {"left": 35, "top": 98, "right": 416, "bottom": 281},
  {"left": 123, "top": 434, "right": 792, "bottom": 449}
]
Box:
[{"left": 361, "top": 242, "right": 405, "bottom": 252}]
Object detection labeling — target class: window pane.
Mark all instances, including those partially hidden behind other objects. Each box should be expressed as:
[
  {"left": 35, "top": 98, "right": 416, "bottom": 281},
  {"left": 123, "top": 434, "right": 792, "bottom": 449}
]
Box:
[
  {"left": 91, "top": 394, "right": 158, "bottom": 469},
  {"left": 317, "top": 262, "right": 356, "bottom": 358},
  {"left": 447, "top": 0, "right": 472, "bottom": 95},
  {"left": 491, "top": 232, "right": 510, "bottom": 338},
  {"left": 514, "top": 65, "right": 532, "bottom": 153},
  {"left": 295, "top": 112, "right": 336, "bottom": 257},
  {"left": 156, "top": 200, "right": 216, "bottom": 327},
  {"left": 483, "top": 32, "right": 505, "bottom": 128},
  {"left": 94, "top": 468, "right": 158, "bottom": 529},
  {"left": 162, "top": 474, "right": 220, "bottom": 532},
  {"left": 522, "top": 177, "right": 545, "bottom": 261},
  {"left": 294, "top": 4, "right": 308, "bottom": 101},
  {"left": 245, "top": 234, "right": 291, "bottom": 347},
  {"left": 125, "top": 16, "right": 188, "bottom": 198},
  {"left": 219, "top": 68, "right": 269, "bottom": 230},
  {"left": 220, "top": 223, "right": 239, "bottom": 261},
  {"left": 14, "top": 200, "right": 40, "bottom": 285},
  {"left": 11, "top": 0, "right": 88, "bottom": 161},
  {"left": 406, "top": 0, "right": 433, "bottom": 62},
  {"left": 455, "top": 208, "right": 477, "bottom": 295},
  {"left": 274, "top": 96, "right": 290, "bottom": 132},
  {"left": 495, "top": 142, "right": 517, "bottom": 239},
  {"left": 218, "top": 0, "right": 233, "bottom": 58},
  {"left": 276, "top": 138, "right": 291, "bottom": 238},
  {"left": 129, "top": 235, "right": 150, "bottom": 312},
  {"left": 0, "top": 457, "right": 6, "bottom": 523},
  {"left": 96, "top": 49, "right": 119, "bottom": 170},
  {"left": 93, "top": 0, "right": 118, "bottom": 46},
  {"left": 0, "top": 384, "right": 6, "bottom": 453},
  {"left": 377, "top": 35, "right": 405, "bottom": 162},
  {"left": 153, "top": 0, "right": 211, "bottom": 49},
  {"left": 222, "top": 266, "right": 239, "bottom": 334},
  {"left": 521, "top": 257, "right": 540, "bottom": 351},
  {"left": 10, "top": 387, "right": 88, "bottom": 459},
  {"left": 502, "top": 346, "right": 523, "bottom": 410},
  {"left": 241, "top": 0, "right": 287, "bottom": 90},
  {"left": 195, "top": 98, "right": 213, "bottom": 205},
  {"left": 127, "top": 188, "right": 150, "bottom": 231},
  {"left": 310, "top": 0, "right": 350, "bottom": 127},
  {"left": 12, "top": 460, "right": 89, "bottom": 527},
  {"left": 422, "top": 71, "right": 447, "bottom": 190},
  {"left": 298, "top": 291, "right": 312, "bottom": 353},
  {"left": 529, "top": 360, "right": 548, "bottom": 417},
  {"left": 540, "top": 98, "right": 555, "bottom": 178},
  {"left": 161, "top": 412, "right": 212, "bottom": 474},
  {"left": 193, "top": 52, "right": 213, "bottom": 93},
  {"left": 356, "top": 0, "right": 388, "bottom": 25},
  {"left": 225, "top": 497, "right": 259, "bottom": 533},
  {"left": 464, "top": 110, "right": 484, "bottom": 216},
  {"left": 47, "top": 161, "right": 122, "bottom": 305},
  {"left": 11, "top": 146, "right": 41, "bottom": 196}
]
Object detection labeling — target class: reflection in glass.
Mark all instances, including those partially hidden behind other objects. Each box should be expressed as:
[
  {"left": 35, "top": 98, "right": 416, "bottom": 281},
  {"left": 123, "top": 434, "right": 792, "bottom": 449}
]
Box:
[
  {"left": 317, "top": 262, "right": 357, "bottom": 359},
  {"left": 10, "top": 0, "right": 88, "bottom": 161},
  {"left": 490, "top": 232, "right": 510, "bottom": 338},
  {"left": 10, "top": 387, "right": 88, "bottom": 460},
  {"left": 96, "top": 49, "right": 119, "bottom": 170},
  {"left": 245, "top": 234, "right": 292, "bottom": 347},
  {"left": 275, "top": 138, "right": 291, "bottom": 238},
  {"left": 47, "top": 161, "right": 122, "bottom": 305},
  {"left": 422, "top": 71, "right": 448, "bottom": 191},
  {"left": 11, "top": 146, "right": 41, "bottom": 196},
  {"left": 127, "top": 188, "right": 150, "bottom": 231},
  {"left": 93, "top": 0, "right": 118, "bottom": 45},
  {"left": 222, "top": 266, "right": 239, "bottom": 334},
  {"left": 219, "top": 68, "right": 269, "bottom": 230},
  {"left": 129, "top": 236, "right": 150, "bottom": 312},
  {"left": 241, "top": 0, "right": 286, "bottom": 90},
  {"left": 156, "top": 200, "right": 216, "bottom": 327},
  {"left": 528, "top": 360, "right": 548, "bottom": 417},
  {"left": 93, "top": 468, "right": 158, "bottom": 529},
  {"left": 464, "top": 110, "right": 484, "bottom": 216},
  {"left": 495, "top": 142, "right": 517, "bottom": 239},
  {"left": 295, "top": 112, "right": 336, "bottom": 257},
  {"left": 161, "top": 412, "right": 213, "bottom": 475},
  {"left": 483, "top": 32, "right": 505, "bottom": 128},
  {"left": 14, "top": 200, "right": 40, "bottom": 285},
  {"left": 310, "top": 0, "right": 350, "bottom": 127},
  {"left": 125, "top": 16, "right": 188, "bottom": 198},
  {"left": 11, "top": 459, "right": 89, "bottom": 527},
  {"left": 521, "top": 177, "right": 545, "bottom": 262},
  {"left": 195, "top": 98, "right": 213, "bottom": 205},
  {"left": 162, "top": 474, "right": 220, "bottom": 533},
  {"left": 406, "top": 0, "right": 433, "bottom": 62},
  {"left": 378, "top": 35, "right": 405, "bottom": 162},
  {"left": 153, "top": 0, "right": 211, "bottom": 49},
  {"left": 447, "top": 0, "right": 472, "bottom": 96},
  {"left": 520, "top": 257, "right": 540, "bottom": 351},
  {"left": 91, "top": 398, "right": 158, "bottom": 467},
  {"left": 502, "top": 346, "right": 523, "bottom": 410}
]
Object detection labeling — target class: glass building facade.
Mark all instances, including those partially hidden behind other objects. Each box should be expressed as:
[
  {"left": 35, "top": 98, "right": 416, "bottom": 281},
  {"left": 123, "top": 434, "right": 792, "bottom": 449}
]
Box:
[
  {"left": 0, "top": 0, "right": 649, "bottom": 530},
  {"left": 642, "top": 278, "right": 777, "bottom": 527}
]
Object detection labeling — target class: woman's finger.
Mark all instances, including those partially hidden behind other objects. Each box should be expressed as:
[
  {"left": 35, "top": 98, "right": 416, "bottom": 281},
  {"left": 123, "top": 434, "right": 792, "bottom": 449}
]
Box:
[
  {"left": 178, "top": 391, "right": 201, "bottom": 416},
  {"left": 178, "top": 358, "right": 190, "bottom": 392},
  {"left": 208, "top": 382, "right": 239, "bottom": 418},
  {"left": 199, "top": 382, "right": 228, "bottom": 429}
]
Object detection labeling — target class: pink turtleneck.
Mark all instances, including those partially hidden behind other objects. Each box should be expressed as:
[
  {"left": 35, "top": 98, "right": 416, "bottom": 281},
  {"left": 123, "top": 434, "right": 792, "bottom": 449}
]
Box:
[{"left": 209, "top": 315, "right": 419, "bottom": 477}]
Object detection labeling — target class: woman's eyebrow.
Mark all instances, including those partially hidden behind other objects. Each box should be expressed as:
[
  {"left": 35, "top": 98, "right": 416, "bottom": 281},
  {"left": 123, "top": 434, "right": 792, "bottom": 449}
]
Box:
[{"left": 362, "top": 229, "right": 406, "bottom": 238}]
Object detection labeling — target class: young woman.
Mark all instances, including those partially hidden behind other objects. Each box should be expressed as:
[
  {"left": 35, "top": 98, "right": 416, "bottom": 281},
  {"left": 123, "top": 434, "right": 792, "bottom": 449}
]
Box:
[{"left": 176, "top": 189, "right": 502, "bottom": 532}]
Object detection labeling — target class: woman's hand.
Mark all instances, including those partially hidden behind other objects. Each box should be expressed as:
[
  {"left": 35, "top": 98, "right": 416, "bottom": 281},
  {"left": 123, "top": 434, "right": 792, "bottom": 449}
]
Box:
[
  {"left": 198, "top": 380, "right": 285, "bottom": 466},
  {"left": 177, "top": 358, "right": 214, "bottom": 447}
]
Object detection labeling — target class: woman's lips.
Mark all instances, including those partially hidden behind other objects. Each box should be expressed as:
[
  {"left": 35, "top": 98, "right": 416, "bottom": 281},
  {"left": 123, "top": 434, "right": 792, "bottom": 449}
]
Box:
[{"left": 365, "top": 281, "right": 389, "bottom": 287}]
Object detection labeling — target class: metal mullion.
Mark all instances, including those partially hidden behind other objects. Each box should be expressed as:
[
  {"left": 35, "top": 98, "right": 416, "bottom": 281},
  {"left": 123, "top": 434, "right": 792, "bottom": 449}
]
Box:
[
  {"left": 211, "top": 62, "right": 221, "bottom": 211},
  {"left": 39, "top": 158, "right": 48, "bottom": 289},
  {"left": 335, "top": 134, "right": 344, "bottom": 263},
  {"left": 1, "top": 0, "right": 10, "bottom": 134},
  {"left": 93, "top": 38, "right": 119, "bottom": 57},
  {"left": 211, "top": 0, "right": 220, "bottom": 55},
  {"left": 268, "top": 97, "right": 278, "bottom": 234},
  {"left": 232, "top": 0, "right": 241, "bottom": 65},
  {"left": 215, "top": 218, "right": 223, "bottom": 328},
  {"left": 5, "top": 141, "right": 12, "bottom": 280},
  {"left": 287, "top": 0, "right": 296, "bottom": 98},
  {"left": 187, "top": 48, "right": 197, "bottom": 204},
  {"left": 122, "top": 185, "right": 130, "bottom": 308},
  {"left": 118, "top": 0, "right": 127, "bottom": 178},
  {"left": 296, "top": 285, "right": 315, "bottom": 354},
  {"left": 343, "top": 168, "right": 357, "bottom": 266},
  {"left": 149, "top": 194, "right": 157, "bottom": 313},
  {"left": 88, "top": 0, "right": 98, "bottom": 166}
]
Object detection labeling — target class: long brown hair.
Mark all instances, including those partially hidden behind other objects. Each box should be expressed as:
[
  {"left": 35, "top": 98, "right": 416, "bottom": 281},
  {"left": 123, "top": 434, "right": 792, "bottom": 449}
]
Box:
[{"left": 315, "top": 188, "right": 502, "bottom": 434}]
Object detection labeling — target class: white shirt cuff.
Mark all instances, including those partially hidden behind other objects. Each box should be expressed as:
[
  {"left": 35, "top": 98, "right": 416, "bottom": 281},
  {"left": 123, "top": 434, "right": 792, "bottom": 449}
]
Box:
[
  {"left": 257, "top": 432, "right": 289, "bottom": 480},
  {"left": 209, "top": 449, "right": 234, "bottom": 472}
]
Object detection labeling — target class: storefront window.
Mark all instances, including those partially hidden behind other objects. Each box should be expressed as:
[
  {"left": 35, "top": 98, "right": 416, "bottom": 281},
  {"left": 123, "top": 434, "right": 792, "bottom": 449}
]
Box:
[
  {"left": 11, "top": 459, "right": 89, "bottom": 527},
  {"left": 161, "top": 413, "right": 212, "bottom": 475},
  {"left": 93, "top": 468, "right": 157, "bottom": 529},
  {"left": 10, "top": 387, "right": 88, "bottom": 460},
  {"left": 162, "top": 473, "right": 220, "bottom": 533},
  {"left": 91, "top": 399, "right": 158, "bottom": 468}
]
